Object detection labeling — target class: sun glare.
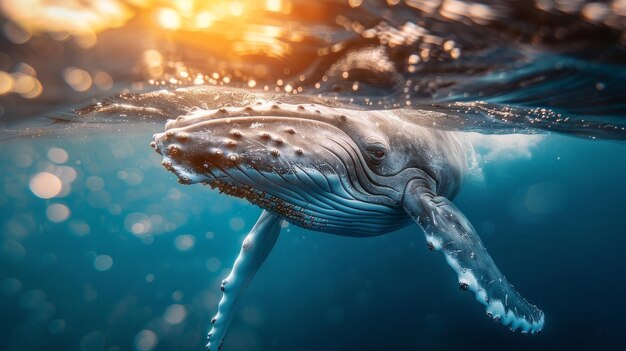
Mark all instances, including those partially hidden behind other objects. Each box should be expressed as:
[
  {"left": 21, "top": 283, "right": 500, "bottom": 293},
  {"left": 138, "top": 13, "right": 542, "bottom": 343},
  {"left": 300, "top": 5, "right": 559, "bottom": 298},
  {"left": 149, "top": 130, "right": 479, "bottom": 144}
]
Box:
[{"left": 1, "top": 0, "right": 295, "bottom": 50}]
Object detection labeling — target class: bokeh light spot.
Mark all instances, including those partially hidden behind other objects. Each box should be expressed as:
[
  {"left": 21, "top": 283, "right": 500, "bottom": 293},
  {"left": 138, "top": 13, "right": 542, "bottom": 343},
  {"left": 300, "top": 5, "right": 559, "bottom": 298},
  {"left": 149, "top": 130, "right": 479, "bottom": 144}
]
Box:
[
  {"left": 46, "top": 203, "right": 71, "bottom": 223},
  {"left": 0, "top": 72, "right": 15, "bottom": 95},
  {"left": 94, "top": 255, "right": 113, "bottom": 271},
  {"left": 134, "top": 330, "right": 158, "bottom": 351},
  {"left": 229, "top": 217, "right": 245, "bottom": 231},
  {"left": 64, "top": 67, "right": 92, "bottom": 92},
  {"left": 29, "top": 172, "right": 62, "bottom": 199},
  {"left": 47, "top": 148, "right": 69, "bottom": 164},
  {"left": 174, "top": 234, "right": 195, "bottom": 251},
  {"left": 206, "top": 257, "right": 221, "bottom": 272},
  {"left": 164, "top": 304, "right": 187, "bottom": 324}
]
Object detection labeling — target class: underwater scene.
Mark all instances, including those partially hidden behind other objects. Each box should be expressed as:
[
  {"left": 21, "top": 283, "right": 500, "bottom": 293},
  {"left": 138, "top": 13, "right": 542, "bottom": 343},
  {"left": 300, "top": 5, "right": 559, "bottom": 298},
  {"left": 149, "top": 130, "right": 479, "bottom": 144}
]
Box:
[{"left": 1, "top": 1, "right": 626, "bottom": 351}]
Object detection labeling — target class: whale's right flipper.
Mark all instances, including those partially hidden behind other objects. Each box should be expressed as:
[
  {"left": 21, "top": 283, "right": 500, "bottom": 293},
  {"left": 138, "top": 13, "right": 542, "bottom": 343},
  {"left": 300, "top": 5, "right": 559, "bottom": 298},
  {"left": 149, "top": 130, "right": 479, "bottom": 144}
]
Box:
[
  {"left": 402, "top": 178, "right": 544, "bottom": 333},
  {"left": 207, "top": 210, "right": 282, "bottom": 351}
]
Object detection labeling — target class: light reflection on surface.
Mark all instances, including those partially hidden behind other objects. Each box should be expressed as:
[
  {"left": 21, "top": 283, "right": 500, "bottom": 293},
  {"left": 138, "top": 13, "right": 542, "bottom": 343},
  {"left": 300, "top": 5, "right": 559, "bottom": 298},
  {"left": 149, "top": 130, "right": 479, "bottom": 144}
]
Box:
[
  {"left": 1, "top": 0, "right": 134, "bottom": 40},
  {"left": 2, "top": 0, "right": 624, "bottom": 113},
  {"left": 1, "top": 1, "right": 626, "bottom": 125},
  {"left": 0, "top": 0, "right": 323, "bottom": 119}
]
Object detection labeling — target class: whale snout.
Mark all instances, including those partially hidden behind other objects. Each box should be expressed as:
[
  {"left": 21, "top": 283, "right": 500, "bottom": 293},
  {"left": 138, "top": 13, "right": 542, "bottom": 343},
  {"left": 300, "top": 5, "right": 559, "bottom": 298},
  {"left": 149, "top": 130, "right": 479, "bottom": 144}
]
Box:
[
  {"left": 152, "top": 124, "right": 297, "bottom": 162},
  {"left": 150, "top": 102, "right": 358, "bottom": 183},
  {"left": 151, "top": 130, "right": 195, "bottom": 158},
  {"left": 150, "top": 133, "right": 163, "bottom": 155},
  {"left": 150, "top": 115, "right": 319, "bottom": 187},
  {"left": 150, "top": 130, "right": 203, "bottom": 184}
]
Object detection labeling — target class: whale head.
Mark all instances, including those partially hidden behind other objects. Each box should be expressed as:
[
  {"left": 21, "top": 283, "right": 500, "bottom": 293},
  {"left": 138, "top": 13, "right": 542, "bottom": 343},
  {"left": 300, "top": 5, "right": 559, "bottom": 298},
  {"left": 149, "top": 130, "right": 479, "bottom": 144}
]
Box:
[{"left": 151, "top": 101, "right": 464, "bottom": 234}]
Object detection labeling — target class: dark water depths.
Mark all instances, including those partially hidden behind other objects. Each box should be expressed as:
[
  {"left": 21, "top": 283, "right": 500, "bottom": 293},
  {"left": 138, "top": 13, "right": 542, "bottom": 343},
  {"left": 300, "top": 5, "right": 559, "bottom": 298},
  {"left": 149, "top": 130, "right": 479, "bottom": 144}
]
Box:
[{"left": 2, "top": 1, "right": 626, "bottom": 350}]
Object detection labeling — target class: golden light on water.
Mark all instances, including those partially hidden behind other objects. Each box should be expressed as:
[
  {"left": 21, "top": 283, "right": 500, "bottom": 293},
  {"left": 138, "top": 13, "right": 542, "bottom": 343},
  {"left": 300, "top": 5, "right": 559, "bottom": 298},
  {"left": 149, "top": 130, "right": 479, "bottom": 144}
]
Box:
[
  {"left": 0, "top": 68, "right": 42, "bottom": 99},
  {"left": 146, "top": 0, "right": 294, "bottom": 31},
  {"left": 0, "top": 0, "right": 135, "bottom": 39},
  {"left": 0, "top": 0, "right": 308, "bottom": 101},
  {"left": 156, "top": 7, "right": 182, "bottom": 30},
  {"left": 1, "top": 0, "right": 296, "bottom": 53},
  {"left": 144, "top": 0, "right": 298, "bottom": 62},
  {"left": 2, "top": 0, "right": 577, "bottom": 106}
]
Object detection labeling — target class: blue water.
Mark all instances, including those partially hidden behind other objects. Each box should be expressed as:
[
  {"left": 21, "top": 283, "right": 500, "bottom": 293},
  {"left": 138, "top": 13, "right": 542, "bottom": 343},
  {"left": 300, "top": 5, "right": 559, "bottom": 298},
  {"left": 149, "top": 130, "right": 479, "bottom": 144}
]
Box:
[{"left": 1, "top": 128, "right": 625, "bottom": 351}]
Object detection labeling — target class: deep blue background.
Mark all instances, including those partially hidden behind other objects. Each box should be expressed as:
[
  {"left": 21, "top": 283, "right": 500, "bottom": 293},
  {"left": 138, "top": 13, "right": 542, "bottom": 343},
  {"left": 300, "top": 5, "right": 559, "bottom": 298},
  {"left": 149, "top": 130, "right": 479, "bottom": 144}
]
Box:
[{"left": 1, "top": 129, "right": 625, "bottom": 351}]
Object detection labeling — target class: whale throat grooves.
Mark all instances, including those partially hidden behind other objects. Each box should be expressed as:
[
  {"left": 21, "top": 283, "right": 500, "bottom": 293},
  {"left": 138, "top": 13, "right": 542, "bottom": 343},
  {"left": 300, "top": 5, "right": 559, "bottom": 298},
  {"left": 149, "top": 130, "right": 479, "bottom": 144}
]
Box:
[{"left": 204, "top": 179, "right": 310, "bottom": 227}]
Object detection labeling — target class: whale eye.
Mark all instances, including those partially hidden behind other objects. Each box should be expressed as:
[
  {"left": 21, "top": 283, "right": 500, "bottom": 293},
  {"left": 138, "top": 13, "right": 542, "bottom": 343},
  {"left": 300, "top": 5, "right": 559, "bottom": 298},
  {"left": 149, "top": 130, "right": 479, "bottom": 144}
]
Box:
[{"left": 365, "top": 142, "right": 387, "bottom": 164}]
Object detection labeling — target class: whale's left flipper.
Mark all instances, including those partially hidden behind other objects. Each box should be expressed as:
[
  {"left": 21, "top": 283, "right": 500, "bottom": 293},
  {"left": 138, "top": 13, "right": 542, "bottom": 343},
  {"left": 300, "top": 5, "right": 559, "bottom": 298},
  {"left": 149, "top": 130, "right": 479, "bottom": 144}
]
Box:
[
  {"left": 402, "top": 178, "right": 544, "bottom": 333},
  {"left": 207, "top": 211, "right": 282, "bottom": 351}
]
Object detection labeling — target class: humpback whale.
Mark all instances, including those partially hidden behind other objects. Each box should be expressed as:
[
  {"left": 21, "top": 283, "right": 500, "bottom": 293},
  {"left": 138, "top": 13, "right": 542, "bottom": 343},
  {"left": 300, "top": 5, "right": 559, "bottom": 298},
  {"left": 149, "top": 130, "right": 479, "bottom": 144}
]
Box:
[{"left": 151, "top": 101, "right": 544, "bottom": 350}]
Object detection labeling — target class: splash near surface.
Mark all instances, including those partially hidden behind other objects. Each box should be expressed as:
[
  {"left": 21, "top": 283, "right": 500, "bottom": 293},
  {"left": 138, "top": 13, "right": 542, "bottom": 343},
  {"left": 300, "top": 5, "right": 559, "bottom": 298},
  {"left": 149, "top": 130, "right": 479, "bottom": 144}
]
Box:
[{"left": 1, "top": 1, "right": 626, "bottom": 351}]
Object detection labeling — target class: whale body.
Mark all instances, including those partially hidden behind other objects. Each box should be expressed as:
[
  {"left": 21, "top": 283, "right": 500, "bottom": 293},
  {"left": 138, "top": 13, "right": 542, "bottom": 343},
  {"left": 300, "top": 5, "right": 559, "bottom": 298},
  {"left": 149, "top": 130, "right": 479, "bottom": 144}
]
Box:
[{"left": 152, "top": 100, "right": 544, "bottom": 350}]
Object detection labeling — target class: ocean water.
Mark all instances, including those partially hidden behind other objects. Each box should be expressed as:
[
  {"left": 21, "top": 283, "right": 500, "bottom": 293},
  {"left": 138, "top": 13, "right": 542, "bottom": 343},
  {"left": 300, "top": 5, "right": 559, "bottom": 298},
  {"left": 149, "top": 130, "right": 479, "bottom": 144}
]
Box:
[
  {"left": 2, "top": 1, "right": 626, "bottom": 351},
  {"left": 1, "top": 129, "right": 625, "bottom": 351}
]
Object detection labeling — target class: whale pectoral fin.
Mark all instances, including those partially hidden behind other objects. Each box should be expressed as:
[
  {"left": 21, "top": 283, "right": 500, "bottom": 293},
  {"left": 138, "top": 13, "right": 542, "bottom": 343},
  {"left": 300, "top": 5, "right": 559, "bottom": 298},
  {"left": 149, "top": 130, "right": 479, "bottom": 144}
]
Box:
[
  {"left": 207, "top": 210, "right": 282, "bottom": 351},
  {"left": 402, "top": 179, "right": 544, "bottom": 333}
]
